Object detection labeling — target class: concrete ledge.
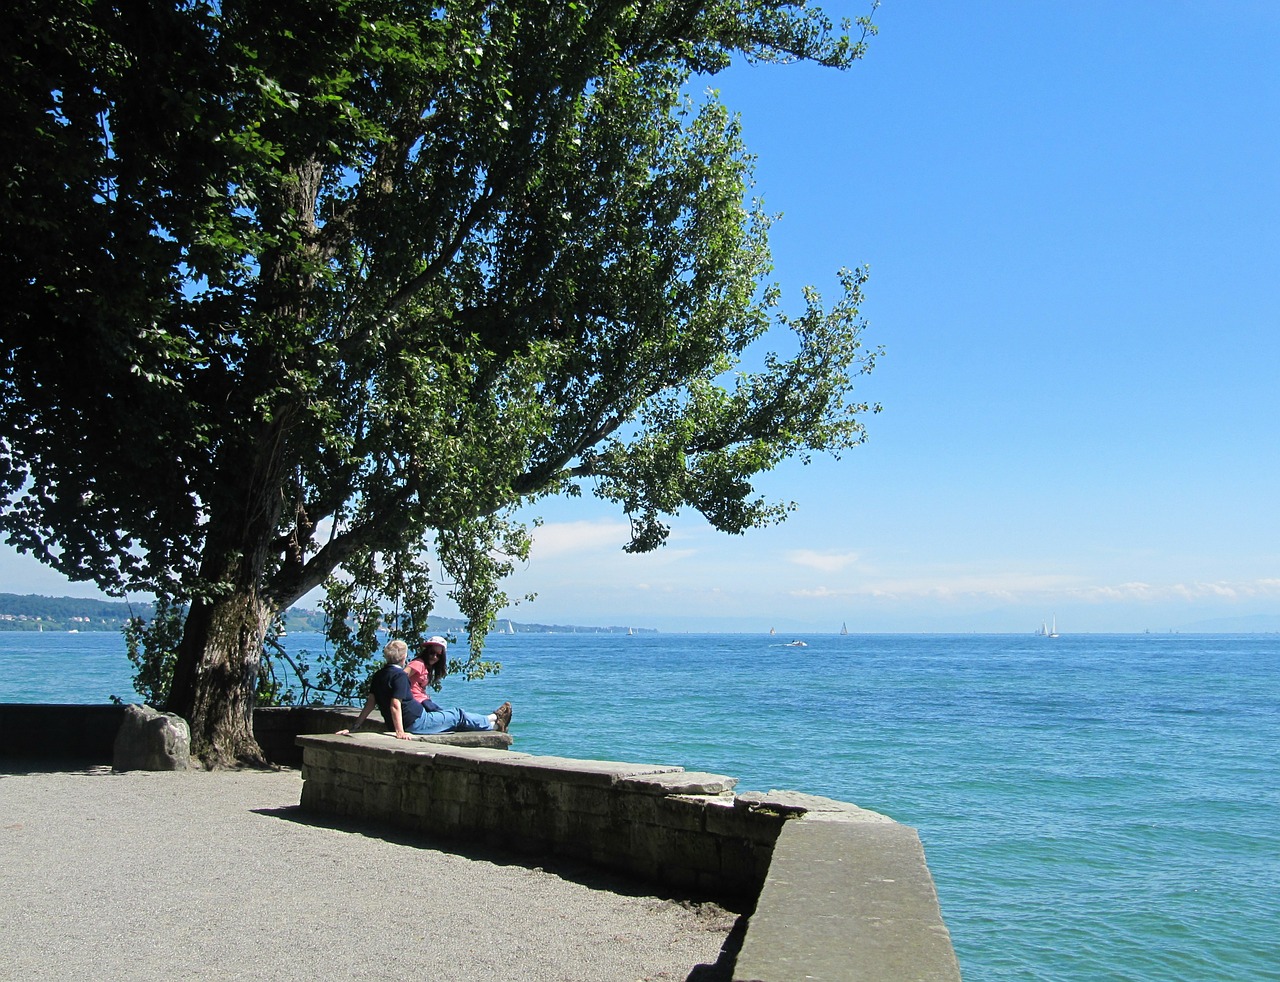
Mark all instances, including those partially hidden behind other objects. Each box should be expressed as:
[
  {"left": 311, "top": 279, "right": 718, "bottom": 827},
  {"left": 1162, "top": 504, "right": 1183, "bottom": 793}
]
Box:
[
  {"left": 734, "top": 819, "right": 961, "bottom": 982},
  {"left": 254, "top": 706, "right": 519, "bottom": 764},
  {"left": 295, "top": 734, "right": 961, "bottom": 981}
]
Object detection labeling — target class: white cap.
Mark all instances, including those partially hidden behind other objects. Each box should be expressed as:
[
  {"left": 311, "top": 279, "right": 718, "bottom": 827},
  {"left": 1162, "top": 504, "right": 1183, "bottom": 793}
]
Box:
[{"left": 424, "top": 636, "right": 448, "bottom": 653}]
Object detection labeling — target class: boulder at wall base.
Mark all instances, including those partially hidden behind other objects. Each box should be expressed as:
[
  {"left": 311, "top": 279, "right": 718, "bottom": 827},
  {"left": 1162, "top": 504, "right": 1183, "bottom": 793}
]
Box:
[{"left": 113, "top": 704, "right": 192, "bottom": 772}]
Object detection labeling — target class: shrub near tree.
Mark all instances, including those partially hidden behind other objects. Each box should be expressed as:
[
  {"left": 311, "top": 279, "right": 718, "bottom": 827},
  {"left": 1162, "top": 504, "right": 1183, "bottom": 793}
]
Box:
[{"left": 0, "top": 0, "right": 881, "bottom": 766}]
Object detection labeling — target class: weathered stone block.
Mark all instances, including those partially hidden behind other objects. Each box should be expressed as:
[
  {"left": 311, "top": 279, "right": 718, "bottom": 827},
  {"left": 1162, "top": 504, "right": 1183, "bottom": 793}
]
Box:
[
  {"left": 427, "top": 744, "right": 532, "bottom": 774},
  {"left": 707, "top": 797, "right": 786, "bottom": 845},
  {"left": 734, "top": 820, "right": 961, "bottom": 981},
  {"left": 550, "top": 810, "right": 597, "bottom": 861},
  {"left": 736, "top": 789, "right": 894, "bottom": 822},
  {"left": 650, "top": 794, "right": 712, "bottom": 833},
  {"left": 585, "top": 817, "right": 636, "bottom": 869},
  {"left": 434, "top": 800, "right": 464, "bottom": 832},
  {"left": 549, "top": 781, "right": 614, "bottom": 818},
  {"left": 427, "top": 767, "right": 474, "bottom": 805},
  {"left": 715, "top": 837, "right": 768, "bottom": 894},
  {"left": 615, "top": 771, "right": 738, "bottom": 795},
  {"left": 659, "top": 827, "right": 722, "bottom": 875},
  {"left": 504, "top": 804, "right": 553, "bottom": 849},
  {"left": 351, "top": 754, "right": 394, "bottom": 783},
  {"left": 112, "top": 704, "right": 192, "bottom": 772},
  {"left": 478, "top": 772, "right": 512, "bottom": 812},
  {"left": 399, "top": 781, "right": 435, "bottom": 817},
  {"left": 628, "top": 821, "right": 680, "bottom": 875},
  {"left": 362, "top": 781, "right": 398, "bottom": 816},
  {"left": 455, "top": 753, "right": 682, "bottom": 788}
]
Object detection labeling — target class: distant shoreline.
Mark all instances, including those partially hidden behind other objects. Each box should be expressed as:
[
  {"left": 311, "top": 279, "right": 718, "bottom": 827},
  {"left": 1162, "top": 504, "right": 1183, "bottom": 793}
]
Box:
[{"left": 0, "top": 593, "right": 656, "bottom": 636}]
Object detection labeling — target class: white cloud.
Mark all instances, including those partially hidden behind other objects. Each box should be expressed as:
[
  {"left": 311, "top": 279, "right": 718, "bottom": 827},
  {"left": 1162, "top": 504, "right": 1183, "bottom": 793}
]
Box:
[
  {"left": 791, "top": 571, "right": 1078, "bottom": 602},
  {"left": 786, "top": 549, "right": 860, "bottom": 573},
  {"left": 790, "top": 573, "right": 1280, "bottom": 608},
  {"left": 530, "top": 520, "right": 630, "bottom": 558},
  {"left": 1072, "top": 579, "right": 1280, "bottom": 604}
]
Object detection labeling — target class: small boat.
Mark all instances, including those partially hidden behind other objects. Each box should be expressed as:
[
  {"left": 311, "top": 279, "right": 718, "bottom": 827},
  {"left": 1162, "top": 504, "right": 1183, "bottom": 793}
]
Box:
[
  {"left": 1049, "top": 616, "right": 1059, "bottom": 638},
  {"left": 769, "top": 627, "right": 776, "bottom": 636},
  {"left": 840, "top": 622, "right": 849, "bottom": 636},
  {"left": 785, "top": 639, "right": 808, "bottom": 647}
]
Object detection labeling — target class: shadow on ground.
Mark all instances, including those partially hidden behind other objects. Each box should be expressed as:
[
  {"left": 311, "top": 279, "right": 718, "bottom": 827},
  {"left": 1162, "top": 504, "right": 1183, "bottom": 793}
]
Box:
[{"left": 255, "top": 802, "right": 747, "bottom": 982}]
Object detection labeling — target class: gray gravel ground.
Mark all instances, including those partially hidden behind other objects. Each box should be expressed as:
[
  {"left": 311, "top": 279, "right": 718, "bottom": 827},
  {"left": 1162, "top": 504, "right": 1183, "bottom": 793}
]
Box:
[{"left": 0, "top": 763, "right": 738, "bottom": 982}]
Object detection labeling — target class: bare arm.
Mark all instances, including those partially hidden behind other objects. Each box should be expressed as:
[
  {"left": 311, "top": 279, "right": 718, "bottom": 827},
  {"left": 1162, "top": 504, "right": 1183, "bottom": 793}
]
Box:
[
  {"left": 388, "top": 697, "right": 408, "bottom": 739},
  {"left": 336, "top": 694, "right": 377, "bottom": 736}
]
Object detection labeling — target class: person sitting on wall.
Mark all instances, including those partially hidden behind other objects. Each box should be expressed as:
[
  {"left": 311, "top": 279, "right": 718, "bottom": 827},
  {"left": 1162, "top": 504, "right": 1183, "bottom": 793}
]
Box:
[
  {"left": 406, "top": 635, "right": 449, "bottom": 711},
  {"left": 336, "top": 639, "right": 512, "bottom": 739}
]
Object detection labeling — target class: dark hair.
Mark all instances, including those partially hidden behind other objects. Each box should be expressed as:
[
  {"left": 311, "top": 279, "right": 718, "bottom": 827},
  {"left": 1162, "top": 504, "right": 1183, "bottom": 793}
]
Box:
[{"left": 417, "top": 641, "right": 448, "bottom": 688}]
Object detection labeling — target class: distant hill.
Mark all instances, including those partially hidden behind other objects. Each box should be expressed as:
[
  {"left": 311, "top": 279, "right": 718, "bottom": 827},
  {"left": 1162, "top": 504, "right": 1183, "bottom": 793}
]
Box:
[
  {"left": 1177, "top": 613, "right": 1280, "bottom": 633},
  {"left": 0, "top": 593, "right": 154, "bottom": 631},
  {"left": 281, "top": 609, "right": 654, "bottom": 635},
  {"left": 1, "top": 594, "right": 653, "bottom": 635}
]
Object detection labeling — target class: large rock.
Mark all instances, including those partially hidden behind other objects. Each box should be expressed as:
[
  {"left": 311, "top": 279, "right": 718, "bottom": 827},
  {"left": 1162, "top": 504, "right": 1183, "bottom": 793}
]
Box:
[{"left": 113, "top": 704, "right": 192, "bottom": 772}]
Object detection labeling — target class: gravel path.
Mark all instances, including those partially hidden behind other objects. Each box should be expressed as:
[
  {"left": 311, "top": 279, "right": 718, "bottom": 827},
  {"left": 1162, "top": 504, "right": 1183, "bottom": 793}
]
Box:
[{"left": 0, "top": 764, "right": 737, "bottom": 981}]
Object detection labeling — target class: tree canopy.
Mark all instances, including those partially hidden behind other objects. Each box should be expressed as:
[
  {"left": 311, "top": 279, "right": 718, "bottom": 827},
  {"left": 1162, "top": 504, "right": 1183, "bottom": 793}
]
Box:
[{"left": 0, "top": 0, "right": 880, "bottom": 763}]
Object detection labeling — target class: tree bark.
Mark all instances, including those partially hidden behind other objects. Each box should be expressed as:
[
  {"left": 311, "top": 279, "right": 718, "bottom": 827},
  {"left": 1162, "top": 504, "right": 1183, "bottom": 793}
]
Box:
[
  {"left": 168, "top": 590, "right": 273, "bottom": 766},
  {"left": 167, "top": 416, "right": 293, "bottom": 765}
]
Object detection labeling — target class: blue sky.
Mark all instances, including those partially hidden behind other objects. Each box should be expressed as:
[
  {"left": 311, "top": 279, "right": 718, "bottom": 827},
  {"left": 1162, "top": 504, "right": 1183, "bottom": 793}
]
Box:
[{"left": 4, "top": 1, "right": 1278, "bottom": 633}]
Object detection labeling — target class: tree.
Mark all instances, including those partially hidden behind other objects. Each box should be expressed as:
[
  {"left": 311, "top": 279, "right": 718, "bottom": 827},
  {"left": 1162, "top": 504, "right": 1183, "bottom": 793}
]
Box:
[{"left": 1, "top": 0, "right": 880, "bottom": 765}]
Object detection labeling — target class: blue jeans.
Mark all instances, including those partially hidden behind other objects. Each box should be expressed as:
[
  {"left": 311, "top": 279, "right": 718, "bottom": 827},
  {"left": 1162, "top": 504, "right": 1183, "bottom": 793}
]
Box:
[{"left": 407, "top": 707, "right": 494, "bottom": 734}]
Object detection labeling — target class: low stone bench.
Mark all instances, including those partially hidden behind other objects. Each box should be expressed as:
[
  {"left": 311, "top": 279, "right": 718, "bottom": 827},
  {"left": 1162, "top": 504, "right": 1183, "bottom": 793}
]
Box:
[
  {"left": 298, "top": 733, "right": 763, "bottom": 897},
  {"left": 734, "top": 805, "right": 961, "bottom": 981},
  {"left": 254, "top": 706, "right": 511, "bottom": 764},
  {"left": 295, "top": 734, "right": 960, "bottom": 981}
]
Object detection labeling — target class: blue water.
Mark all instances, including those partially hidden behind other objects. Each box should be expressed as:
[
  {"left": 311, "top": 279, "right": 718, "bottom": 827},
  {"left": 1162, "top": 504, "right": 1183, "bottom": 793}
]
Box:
[{"left": 3, "top": 630, "right": 1278, "bottom": 981}]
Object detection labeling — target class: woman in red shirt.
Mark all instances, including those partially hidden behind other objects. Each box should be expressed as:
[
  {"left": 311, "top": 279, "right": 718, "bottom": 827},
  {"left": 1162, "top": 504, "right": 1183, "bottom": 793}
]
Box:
[{"left": 406, "top": 635, "right": 448, "bottom": 710}]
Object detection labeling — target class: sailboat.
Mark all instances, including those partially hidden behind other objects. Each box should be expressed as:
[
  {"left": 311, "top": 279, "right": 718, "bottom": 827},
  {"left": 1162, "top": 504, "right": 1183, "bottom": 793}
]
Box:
[
  {"left": 769, "top": 627, "right": 775, "bottom": 636},
  {"left": 1048, "top": 615, "right": 1059, "bottom": 638},
  {"left": 506, "top": 620, "right": 516, "bottom": 634},
  {"left": 840, "top": 622, "right": 849, "bottom": 636}
]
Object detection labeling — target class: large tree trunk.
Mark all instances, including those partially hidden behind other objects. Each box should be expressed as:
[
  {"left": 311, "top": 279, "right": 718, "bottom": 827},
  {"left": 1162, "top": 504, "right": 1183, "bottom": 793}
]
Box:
[
  {"left": 168, "top": 591, "right": 273, "bottom": 766},
  {"left": 167, "top": 420, "right": 292, "bottom": 766},
  {"left": 166, "top": 160, "right": 322, "bottom": 766},
  {"left": 167, "top": 491, "right": 283, "bottom": 765}
]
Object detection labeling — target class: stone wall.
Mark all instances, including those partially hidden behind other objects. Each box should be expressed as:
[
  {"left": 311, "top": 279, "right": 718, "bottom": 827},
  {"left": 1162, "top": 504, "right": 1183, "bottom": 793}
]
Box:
[
  {"left": 0, "top": 703, "right": 128, "bottom": 760},
  {"left": 0, "top": 703, "right": 457, "bottom": 764},
  {"left": 296, "top": 733, "right": 962, "bottom": 981}
]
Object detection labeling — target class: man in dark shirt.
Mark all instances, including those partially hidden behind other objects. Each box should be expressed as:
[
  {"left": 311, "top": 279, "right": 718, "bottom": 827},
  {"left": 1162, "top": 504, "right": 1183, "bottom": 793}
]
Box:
[{"left": 338, "top": 639, "right": 512, "bottom": 738}]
